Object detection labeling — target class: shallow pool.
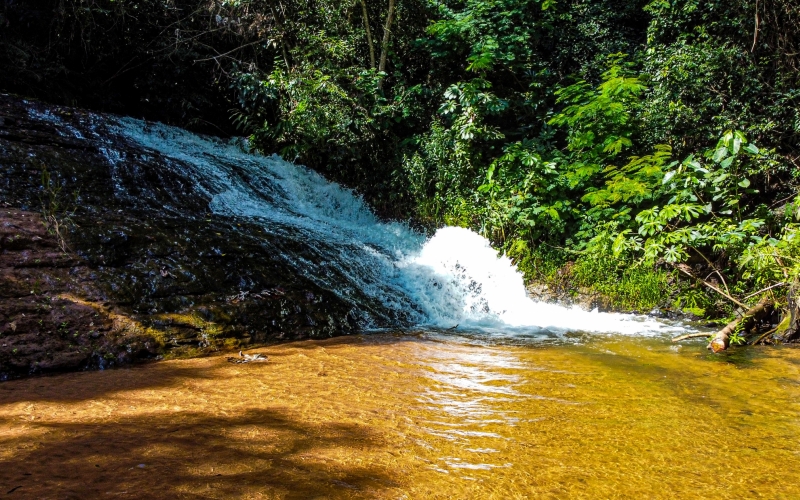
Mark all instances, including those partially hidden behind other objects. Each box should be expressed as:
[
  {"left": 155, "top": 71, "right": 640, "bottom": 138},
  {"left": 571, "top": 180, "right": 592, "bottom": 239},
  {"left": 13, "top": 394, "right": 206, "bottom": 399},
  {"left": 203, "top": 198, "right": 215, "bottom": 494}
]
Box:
[{"left": 1, "top": 332, "right": 799, "bottom": 498}]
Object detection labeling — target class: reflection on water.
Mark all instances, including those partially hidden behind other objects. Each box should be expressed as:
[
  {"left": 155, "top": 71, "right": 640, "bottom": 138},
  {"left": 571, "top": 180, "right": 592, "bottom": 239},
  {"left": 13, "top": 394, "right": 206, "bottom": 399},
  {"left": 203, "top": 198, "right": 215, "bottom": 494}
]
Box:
[{"left": 1, "top": 332, "right": 800, "bottom": 498}]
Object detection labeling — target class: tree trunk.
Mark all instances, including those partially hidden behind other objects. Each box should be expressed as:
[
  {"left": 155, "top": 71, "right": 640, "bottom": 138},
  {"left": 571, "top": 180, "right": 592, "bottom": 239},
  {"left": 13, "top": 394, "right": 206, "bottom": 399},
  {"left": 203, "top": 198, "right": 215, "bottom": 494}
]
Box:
[
  {"left": 359, "top": 0, "right": 376, "bottom": 69},
  {"left": 270, "top": 5, "right": 292, "bottom": 69},
  {"left": 707, "top": 297, "right": 772, "bottom": 353},
  {"left": 377, "top": 0, "right": 396, "bottom": 87}
]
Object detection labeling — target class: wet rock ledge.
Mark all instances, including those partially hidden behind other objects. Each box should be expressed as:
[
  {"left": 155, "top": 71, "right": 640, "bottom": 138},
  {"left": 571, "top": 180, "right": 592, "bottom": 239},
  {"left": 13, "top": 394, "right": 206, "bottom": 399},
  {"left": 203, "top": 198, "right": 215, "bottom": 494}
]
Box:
[{"left": 0, "top": 94, "right": 359, "bottom": 380}]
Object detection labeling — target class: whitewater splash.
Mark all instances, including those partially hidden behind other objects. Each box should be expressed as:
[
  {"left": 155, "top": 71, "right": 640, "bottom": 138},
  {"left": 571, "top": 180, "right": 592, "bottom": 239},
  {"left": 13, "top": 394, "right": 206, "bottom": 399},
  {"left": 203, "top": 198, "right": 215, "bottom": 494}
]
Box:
[
  {"left": 112, "top": 118, "right": 682, "bottom": 336},
  {"left": 401, "top": 227, "right": 679, "bottom": 335}
]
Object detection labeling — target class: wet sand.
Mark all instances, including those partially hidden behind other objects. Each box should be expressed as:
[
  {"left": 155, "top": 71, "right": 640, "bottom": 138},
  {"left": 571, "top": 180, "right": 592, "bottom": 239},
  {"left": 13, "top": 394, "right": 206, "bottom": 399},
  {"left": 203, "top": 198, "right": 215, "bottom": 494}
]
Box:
[{"left": 2, "top": 332, "right": 800, "bottom": 498}]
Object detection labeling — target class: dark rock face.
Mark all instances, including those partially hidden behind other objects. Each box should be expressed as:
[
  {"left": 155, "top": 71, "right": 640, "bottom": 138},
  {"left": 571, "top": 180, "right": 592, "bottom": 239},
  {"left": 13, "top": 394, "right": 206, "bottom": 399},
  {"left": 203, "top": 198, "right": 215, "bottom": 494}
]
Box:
[
  {"left": 0, "top": 94, "right": 359, "bottom": 380},
  {"left": 0, "top": 209, "right": 134, "bottom": 379}
]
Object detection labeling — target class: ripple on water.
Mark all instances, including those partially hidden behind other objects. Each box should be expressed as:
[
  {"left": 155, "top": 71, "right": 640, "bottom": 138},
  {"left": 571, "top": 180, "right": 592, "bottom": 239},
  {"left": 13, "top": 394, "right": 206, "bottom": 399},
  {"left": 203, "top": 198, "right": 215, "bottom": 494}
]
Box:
[{"left": 2, "top": 333, "right": 799, "bottom": 498}]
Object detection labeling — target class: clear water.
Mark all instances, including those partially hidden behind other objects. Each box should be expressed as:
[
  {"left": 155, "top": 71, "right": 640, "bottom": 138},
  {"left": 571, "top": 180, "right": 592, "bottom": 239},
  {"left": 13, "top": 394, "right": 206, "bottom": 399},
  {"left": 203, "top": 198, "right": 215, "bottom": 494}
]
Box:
[{"left": 2, "top": 333, "right": 799, "bottom": 498}]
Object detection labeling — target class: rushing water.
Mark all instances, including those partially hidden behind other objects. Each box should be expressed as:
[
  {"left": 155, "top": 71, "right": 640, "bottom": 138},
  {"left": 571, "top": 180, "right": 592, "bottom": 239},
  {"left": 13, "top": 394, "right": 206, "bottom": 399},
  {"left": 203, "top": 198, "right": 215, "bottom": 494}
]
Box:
[{"left": 113, "top": 118, "right": 686, "bottom": 337}]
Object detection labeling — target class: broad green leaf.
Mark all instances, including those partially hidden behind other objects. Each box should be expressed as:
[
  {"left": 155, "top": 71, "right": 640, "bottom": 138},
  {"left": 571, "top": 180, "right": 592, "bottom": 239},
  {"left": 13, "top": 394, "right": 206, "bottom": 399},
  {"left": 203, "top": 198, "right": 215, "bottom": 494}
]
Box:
[
  {"left": 732, "top": 134, "right": 743, "bottom": 155},
  {"left": 744, "top": 143, "right": 760, "bottom": 154},
  {"left": 486, "top": 164, "right": 495, "bottom": 182},
  {"left": 720, "top": 156, "right": 734, "bottom": 169},
  {"left": 712, "top": 146, "right": 729, "bottom": 163},
  {"left": 712, "top": 173, "right": 728, "bottom": 184}
]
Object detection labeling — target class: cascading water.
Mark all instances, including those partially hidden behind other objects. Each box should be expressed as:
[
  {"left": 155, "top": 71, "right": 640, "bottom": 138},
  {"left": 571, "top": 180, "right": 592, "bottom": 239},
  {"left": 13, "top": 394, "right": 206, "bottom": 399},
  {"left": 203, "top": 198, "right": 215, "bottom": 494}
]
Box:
[{"left": 113, "top": 118, "right": 684, "bottom": 337}]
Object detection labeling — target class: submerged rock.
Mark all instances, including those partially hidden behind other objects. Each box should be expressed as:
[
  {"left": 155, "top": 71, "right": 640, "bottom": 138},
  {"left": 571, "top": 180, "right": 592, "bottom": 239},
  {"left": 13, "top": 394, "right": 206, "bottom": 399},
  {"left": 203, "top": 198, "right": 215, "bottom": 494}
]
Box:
[{"left": 0, "top": 94, "right": 360, "bottom": 379}]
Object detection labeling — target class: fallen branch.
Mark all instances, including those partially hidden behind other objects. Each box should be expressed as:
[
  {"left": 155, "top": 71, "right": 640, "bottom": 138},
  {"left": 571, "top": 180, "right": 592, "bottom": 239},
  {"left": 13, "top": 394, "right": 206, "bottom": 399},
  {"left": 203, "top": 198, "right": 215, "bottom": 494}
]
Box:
[
  {"left": 743, "top": 282, "right": 785, "bottom": 300},
  {"left": 690, "top": 246, "right": 732, "bottom": 298},
  {"left": 672, "top": 263, "right": 749, "bottom": 310},
  {"left": 707, "top": 297, "right": 772, "bottom": 353},
  {"left": 672, "top": 332, "right": 711, "bottom": 342},
  {"left": 750, "top": 325, "right": 779, "bottom": 346}
]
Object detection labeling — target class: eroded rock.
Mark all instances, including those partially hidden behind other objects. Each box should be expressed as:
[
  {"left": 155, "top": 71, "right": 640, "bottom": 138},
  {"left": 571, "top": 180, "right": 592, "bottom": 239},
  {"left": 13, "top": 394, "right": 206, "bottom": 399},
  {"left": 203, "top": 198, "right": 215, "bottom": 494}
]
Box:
[{"left": 0, "top": 95, "right": 360, "bottom": 379}]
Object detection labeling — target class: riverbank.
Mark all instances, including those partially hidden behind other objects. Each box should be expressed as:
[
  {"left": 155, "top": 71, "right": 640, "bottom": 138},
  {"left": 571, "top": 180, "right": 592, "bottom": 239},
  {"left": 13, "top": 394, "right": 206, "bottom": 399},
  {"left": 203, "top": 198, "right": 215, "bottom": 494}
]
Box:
[
  {"left": 0, "top": 94, "right": 362, "bottom": 380},
  {"left": 2, "top": 332, "right": 799, "bottom": 498}
]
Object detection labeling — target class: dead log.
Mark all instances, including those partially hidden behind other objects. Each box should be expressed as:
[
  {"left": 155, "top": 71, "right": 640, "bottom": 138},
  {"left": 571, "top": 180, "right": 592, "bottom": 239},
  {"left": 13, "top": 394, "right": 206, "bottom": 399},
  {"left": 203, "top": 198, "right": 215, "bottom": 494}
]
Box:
[
  {"left": 672, "top": 332, "right": 711, "bottom": 342},
  {"left": 707, "top": 297, "right": 772, "bottom": 353}
]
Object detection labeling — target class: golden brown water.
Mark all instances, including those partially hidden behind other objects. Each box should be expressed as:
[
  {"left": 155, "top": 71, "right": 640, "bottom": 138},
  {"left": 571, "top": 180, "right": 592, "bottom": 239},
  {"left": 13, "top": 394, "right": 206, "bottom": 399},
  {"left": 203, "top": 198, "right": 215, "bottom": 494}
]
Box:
[{"left": 2, "top": 332, "right": 800, "bottom": 499}]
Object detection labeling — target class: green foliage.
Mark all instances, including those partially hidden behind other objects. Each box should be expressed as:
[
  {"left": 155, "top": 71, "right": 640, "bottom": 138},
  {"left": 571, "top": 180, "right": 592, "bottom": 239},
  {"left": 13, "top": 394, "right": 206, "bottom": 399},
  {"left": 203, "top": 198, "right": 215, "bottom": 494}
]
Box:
[
  {"left": 234, "top": 64, "right": 389, "bottom": 162},
  {"left": 673, "top": 287, "right": 713, "bottom": 318},
  {"left": 641, "top": 0, "right": 800, "bottom": 155},
  {"left": 568, "top": 254, "right": 672, "bottom": 311},
  {"left": 400, "top": 121, "right": 475, "bottom": 224},
  {"left": 739, "top": 221, "right": 800, "bottom": 289},
  {"left": 506, "top": 241, "right": 566, "bottom": 283},
  {"left": 399, "top": 1, "right": 798, "bottom": 315},
  {"left": 598, "top": 130, "right": 772, "bottom": 263},
  {"left": 5, "top": 0, "right": 799, "bottom": 317},
  {"left": 549, "top": 55, "right": 644, "bottom": 157},
  {"left": 729, "top": 321, "right": 747, "bottom": 346},
  {"left": 473, "top": 57, "right": 648, "bottom": 248}
]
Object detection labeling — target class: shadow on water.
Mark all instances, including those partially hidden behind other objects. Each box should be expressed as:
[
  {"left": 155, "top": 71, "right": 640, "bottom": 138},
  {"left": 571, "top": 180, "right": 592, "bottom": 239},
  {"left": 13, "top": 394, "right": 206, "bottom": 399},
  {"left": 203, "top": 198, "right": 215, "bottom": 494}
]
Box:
[
  {"left": 0, "top": 407, "right": 394, "bottom": 499},
  {"left": 0, "top": 363, "right": 222, "bottom": 405},
  {"left": 697, "top": 343, "right": 769, "bottom": 367},
  {"left": 0, "top": 332, "right": 459, "bottom": 498},
  {"left": 0, "top": 337, "right": 421, "bottom": 499}
]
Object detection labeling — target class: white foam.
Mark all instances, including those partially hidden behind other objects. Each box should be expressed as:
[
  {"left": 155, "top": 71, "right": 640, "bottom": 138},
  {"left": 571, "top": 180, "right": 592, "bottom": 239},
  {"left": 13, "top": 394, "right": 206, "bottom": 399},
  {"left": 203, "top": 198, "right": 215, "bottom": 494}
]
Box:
[
  {"left": 401, "top": 227, "right": 679, "bottom": 335},
  {"left": 113, "top": 118, "right": 685, "bottom": 336}
]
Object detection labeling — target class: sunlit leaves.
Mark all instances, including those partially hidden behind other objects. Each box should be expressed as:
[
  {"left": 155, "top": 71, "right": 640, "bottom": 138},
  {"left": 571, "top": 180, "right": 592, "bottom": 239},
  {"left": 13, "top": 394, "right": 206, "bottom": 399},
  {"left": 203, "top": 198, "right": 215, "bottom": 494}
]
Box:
[
  {"left": 601, "top": 130, "right": 776, "bottom": 267},
  {"left": 549, "top": 55, "right": 645, "bottom": 157},
  {"left": 437, "top": 80, "right": 507, "bottom": 141}
]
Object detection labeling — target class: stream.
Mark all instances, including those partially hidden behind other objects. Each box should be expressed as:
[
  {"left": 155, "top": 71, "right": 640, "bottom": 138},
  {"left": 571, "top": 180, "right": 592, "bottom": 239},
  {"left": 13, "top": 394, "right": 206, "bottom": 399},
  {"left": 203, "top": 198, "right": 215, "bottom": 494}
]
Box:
[{"left": 112, "top": 116, "right": 686, "bottom": 337}]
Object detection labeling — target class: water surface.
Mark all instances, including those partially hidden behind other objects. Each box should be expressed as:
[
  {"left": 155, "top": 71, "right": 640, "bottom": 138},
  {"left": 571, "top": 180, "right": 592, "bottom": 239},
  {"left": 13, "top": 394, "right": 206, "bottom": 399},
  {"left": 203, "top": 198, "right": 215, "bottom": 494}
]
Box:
[{"left": 1, "top": 332, "right": 799, "bottom": 498}]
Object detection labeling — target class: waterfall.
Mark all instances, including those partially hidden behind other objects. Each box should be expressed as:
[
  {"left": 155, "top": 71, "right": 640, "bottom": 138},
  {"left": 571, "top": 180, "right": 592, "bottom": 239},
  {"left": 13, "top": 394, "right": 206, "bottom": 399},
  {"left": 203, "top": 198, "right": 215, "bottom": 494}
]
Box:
[{"left": 114, "top": 118, "right": 682, "bottom": 336}]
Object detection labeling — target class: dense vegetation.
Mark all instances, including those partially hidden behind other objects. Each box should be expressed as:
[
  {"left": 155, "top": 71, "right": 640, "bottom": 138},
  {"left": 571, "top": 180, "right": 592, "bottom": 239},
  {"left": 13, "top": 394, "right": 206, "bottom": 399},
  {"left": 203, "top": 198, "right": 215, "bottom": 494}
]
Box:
[{"left": 2, "top": 0, "right": 799, "bottom": 343}]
